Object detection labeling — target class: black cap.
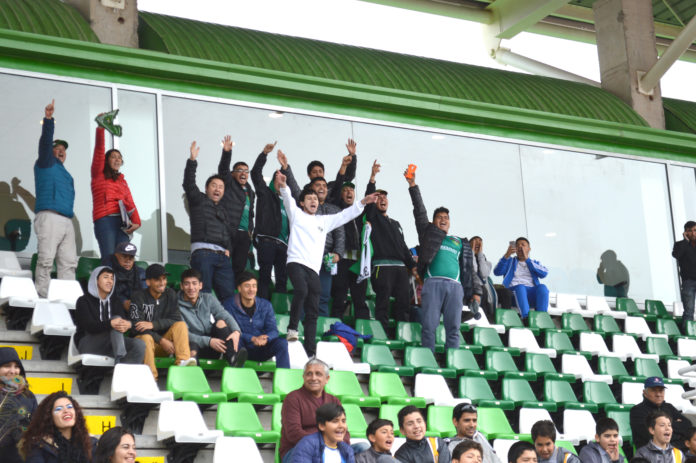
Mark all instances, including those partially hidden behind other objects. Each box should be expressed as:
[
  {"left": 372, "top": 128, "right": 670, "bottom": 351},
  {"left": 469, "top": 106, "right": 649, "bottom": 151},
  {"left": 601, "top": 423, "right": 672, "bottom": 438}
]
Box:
[
  {"left": 145, "top": 264, "right": 169, "bottom": 280},
  {"left": 53, "top": 139, "right": 68, "bottom": 149},
  {"left": 341, "top": 182, "right": 355, "bottom": 190},
  {"left": 114, "top": 241, "right": 137, "bottom": 256}
]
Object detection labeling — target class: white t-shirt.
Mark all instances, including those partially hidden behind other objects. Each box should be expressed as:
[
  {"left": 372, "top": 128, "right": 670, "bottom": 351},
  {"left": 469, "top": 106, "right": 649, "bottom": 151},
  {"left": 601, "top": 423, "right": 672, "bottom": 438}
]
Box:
[
  {"left": 510, "top": 260, "right": 534, "bottom": 287},
  {"left": 323, "top": 445, "right": 344, "bottom": 463}
]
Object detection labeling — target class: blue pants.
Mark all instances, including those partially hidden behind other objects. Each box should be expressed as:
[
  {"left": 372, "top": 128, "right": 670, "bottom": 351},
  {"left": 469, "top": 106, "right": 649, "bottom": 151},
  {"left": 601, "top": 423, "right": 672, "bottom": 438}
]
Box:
[
  {"left": 318, "top": 266, "right": 333, "bottom": 317},
  {"left": 190, "top": 249, "right": 235, "bottom": 302},
  {"left": 681, "top": 279, "right": 696, "bottom": 329},
  {"left": 239, "top": 336, "right": 290, "bottom": 369},
  {"left": 512, "top": 284, "right": 549, "bottom": 318},
  {"left": 94, "top": 215, "right": 130, "bottom": 265},
  {"left": 421, "top": 278, "right": 463, "bottom": 352}
]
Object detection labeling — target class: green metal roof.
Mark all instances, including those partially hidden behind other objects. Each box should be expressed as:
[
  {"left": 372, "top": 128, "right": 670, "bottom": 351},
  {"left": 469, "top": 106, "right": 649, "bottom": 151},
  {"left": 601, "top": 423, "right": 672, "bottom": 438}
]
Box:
[
  {"left": 138, "top": 11, "right": 648, "bottom": 127},
  {"left": 664, "top": 98, "right": 696, "bottom": 134},
  {"left": 0, "top": 0, "right": 98, "bottom": 42},
  {"left": 569, "top": 0, "right": 696, "bottom": 28}
]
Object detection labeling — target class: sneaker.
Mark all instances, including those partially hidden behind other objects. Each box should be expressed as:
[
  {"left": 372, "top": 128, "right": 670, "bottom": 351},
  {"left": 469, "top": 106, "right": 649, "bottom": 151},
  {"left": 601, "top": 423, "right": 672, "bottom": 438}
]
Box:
[
  {"left": 178, "top": 357, "right": 197, "bottom": 367},
  {"left": 232, "top": 348, "right": 248, "bottom": 368},
  {"left": 286, "top": 329, "right": 299, "bottom": 342}
]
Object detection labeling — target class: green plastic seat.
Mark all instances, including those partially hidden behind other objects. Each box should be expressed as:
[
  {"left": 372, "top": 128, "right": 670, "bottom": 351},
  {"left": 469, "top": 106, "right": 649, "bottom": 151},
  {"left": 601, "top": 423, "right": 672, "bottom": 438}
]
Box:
[
  {"left": 529, "top": 311, "right": 558, "bottom": 332},
  {"left": 397, "top": 322, "right": 422, "bottom": 346},
  {"left": 216, "top": 402, "right": 280, "bottom": 443},
  {"left": 525, "top": 352, "right": 575, "bottom": 382},
  {"left": 166, "top": 366, "right": 227, "bottom": 404},
  {"left": 473, "top": 327, "right": 521, "bottom": 355},
  {"left": 486, "top": 350, "right": 536, "bottom": 380},
  {"left": 501, "top": 377, "right": 555, "bottom": 410},
  {"left": 634, "top": 357, "right": 664, "bottom": 378},
  {"left": 645, "top": 336, "right": 682, "bottom": 361},
  {"left": 447, "top": 349, "right": 497, "bottom": 379},
  {"left": 76, "top": 256, "right": 99, "bottom": 282},
  {"left": 459, "top": 376, "right": 515, "bottom": 410},
  {"left": 593, "top": 314, "right": 623, "bottom": 337},
  {"left": 276, "top": 314, "right": 304, "bottom": 340},
  {"left": 197, "top": 358, "right": 228, "bottom": 370},
  {"left": 243, "top": 359, "right": 277, "bottom": 372},
  {"left": 496, "top": 309, "right": 525, "bottom": 330},
  {"left": 561, "top": 313, "right": 589, "bottom": 334},
  {"left": 272, "top": 368, "right": 304, "bottom": 399},
  {"left": 543, "top": 379, "right": 598, "bottom": 412},
  {"left": 164, "top": 263, "right": 188, "bottom": 289},
  {"left": 154, "top": 357, "right": 176, "bottom": 369},
  {"left": 135, "top": 260, "right": 148, "bottom": 270},
  {"left": 656, "top": 318, "right": 684, "bottom": 339},
  {"left": 477, "top": 407, "right": 519, "bottom": 439},
  {"left": 272, "top": 402, "right": 282, "bottom": 432},
  {"left": 583, "top": 380, "right": 630, "bottom": 411},
  {"left": 607, "top": 408, "right": 633, "bottom": 444},
  {"left": 597, "top": 356, "right": 641, "bottom": 383},
  {"left": 344, "top": 403, "right": 368, "bottom": 436},
  {"left": 221, "top": 367, "right": 280, "bottom": 404},
  {"left": 356, "top": 319, "right": 405, "bottom": 350},
  {"left": 369, "top": 372, "right": 427, "bottom": 407},
  {"left": 361, "top": 344, "right": 415, "bottom": 376},
  {"left": 404, "top": 346, "right": 457, "bottom": 378},
  {"left": 545, "top": 330, "right": 589, "bottom": 357},
  {"left": 427, "top": 405, "right": 456, "bottom": 438},
  {"left": 435, "top": 324, "right": 469, "bottom": 353},
  {"left": 316, "top": 317, "right": 342, "bottom": 341},
  {"left": 271, "top": 292, "right": 290, "bottom": 315},
  {"left": 645, "top": 299, "right": 671, "bottom": 319},
  {"left": 685, "top": 321, "right": 696, "bottom": 337},
  {"left": 617, "top": 297, "right": 656, "bottom": 322},
  {"left": 326, "top": 370, "right": 381, "bottom": 407}
]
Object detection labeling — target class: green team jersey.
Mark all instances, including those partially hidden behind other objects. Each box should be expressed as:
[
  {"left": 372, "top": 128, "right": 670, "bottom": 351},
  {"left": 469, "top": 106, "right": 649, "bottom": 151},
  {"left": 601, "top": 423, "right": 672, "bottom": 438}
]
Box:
[
  {"left": 238, "top": 187, "right": 250, "bottom": 231},
  {"left": 426, "top": 235, "right": 462, "bottom": 281},
  {"left": 278, "top": 198, "right": 289, "bottom": 243}
]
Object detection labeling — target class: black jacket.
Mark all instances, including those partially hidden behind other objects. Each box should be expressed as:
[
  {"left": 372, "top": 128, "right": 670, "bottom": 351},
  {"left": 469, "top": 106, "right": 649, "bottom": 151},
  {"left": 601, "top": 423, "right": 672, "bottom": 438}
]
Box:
[
  {"left": 183, "top": 159, "right": 231, "bottom": 249},
  {"left": 218, "top": 149, "right": 255, "bottom": 232},
  {"left": 365, "top": 191, "right": 415, "bottom": 270},
  {"left": 74, "top": 267, "right": 128, "bottom": 346},
  {"left": 393, "top": 437, "right": 450, "bottom": 463},
  {"left": 0, "top": 348, "right": 37, "bottom": 463},
  {"left": 333, "top": 181, "right": 375, "bottom": 254},
  {"left": 110, "top": 255, "right": 146, "bottom": 309},
  {"left": 251, "top": 152, "right": 300, "bottom": 239},
  {"left": 630, "top": 397, "right": 691, "bottom": 449},
  {"left": 129, "top": 287, "right": 182, "bottom": 343},
  {"left": 408, "top": 185, "right": 480, "bottom": 300},
  {"left": 673, "top": 239, "right": 696, "bottom": 281}
]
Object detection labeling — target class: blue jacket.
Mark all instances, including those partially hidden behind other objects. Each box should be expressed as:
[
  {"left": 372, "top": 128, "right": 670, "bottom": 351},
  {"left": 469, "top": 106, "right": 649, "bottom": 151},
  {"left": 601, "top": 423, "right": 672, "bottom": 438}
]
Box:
[
  {"left": 494, "top": 256, "right": 548, "bottom": 288},
  {"left": 224, "top": 294, "right": 279, "bottom": 344},
  {"left": 292, "top": 432, "right": 355, "bottom": 463},
  {"left": 34, "top": 117, "right": 75, "bottom": 218}
]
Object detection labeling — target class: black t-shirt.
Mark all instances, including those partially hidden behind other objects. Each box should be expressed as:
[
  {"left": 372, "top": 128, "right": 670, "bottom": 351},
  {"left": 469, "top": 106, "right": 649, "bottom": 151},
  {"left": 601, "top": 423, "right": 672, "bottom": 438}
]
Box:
[{"left": 242, "top": 301, "right": 256, "bottom": 318}]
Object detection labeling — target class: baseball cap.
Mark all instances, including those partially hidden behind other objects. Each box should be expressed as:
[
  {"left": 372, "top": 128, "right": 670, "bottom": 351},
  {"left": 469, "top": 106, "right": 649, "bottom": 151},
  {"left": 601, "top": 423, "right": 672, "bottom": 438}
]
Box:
[
  {"left": 145, "top": 264, "right": 169, "bottom": 280},
  {"left": 341, "top": 182, "right": 355, "bottom": 190},
  {"left": 53, "top": 139, "right": 68, "bottom": 149},
  {"left": 114, "top": 242, "right": 137, "bottom": 256},
  {"left": 374, "top": 189, "right": 388, "bottom": 196},
  {"left": 644, "top": 376, "right": 665, "bottom": 388}
]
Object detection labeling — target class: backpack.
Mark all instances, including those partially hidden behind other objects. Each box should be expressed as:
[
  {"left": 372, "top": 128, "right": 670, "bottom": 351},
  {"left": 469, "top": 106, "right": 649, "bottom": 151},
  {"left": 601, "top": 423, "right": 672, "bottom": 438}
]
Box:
[{"left": 325, "top": 322, "right": 372, "bottom": 353}]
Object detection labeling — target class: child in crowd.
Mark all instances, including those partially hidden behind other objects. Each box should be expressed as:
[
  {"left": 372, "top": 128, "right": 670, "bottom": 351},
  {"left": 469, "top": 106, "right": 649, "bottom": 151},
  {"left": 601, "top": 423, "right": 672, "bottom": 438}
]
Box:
[
  {"left": 393, "top": 405, "right": 449, "bottom": 463},
  {"left": 291, "top": 403, "right": 354, "bottom": 463},
  {"left": 508, "top": 441, "right": 537, "bottom": 463},
  {"left": 355, "top": 418, "right": 397, "bottom": 463},
  {"left": 579, "top": 418, "right": 624, "bottom": 463},
  {"left": 635, "top": 411, "right": 684, "bottom": 463},
  {"left": 684, "top": 427, "right": 696, "bottom": 458},
  {"left": 532, "top": 420, "right": 581, "bottom": 463},
  {"left": 451, "top": 440, "right": 483, "bottom": 463}
]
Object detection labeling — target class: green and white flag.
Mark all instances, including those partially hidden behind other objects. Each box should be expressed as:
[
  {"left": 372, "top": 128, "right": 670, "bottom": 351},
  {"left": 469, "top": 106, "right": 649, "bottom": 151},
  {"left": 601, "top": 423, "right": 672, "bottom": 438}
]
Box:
[{"left": 350, "top": 222, "right": 373, "bottom": 283}]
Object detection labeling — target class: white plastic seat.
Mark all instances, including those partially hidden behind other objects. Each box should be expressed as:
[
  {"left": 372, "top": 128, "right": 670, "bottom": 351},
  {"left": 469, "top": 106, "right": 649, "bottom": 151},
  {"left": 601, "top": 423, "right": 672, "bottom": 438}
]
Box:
[
  {"left": 562, "top": 409, "right": 596, "bottom": 444},
  {"left": 678, "top": 338, "right": 696, "bottom": 359},
  {"left": 625, "top": 316, "right": 664, "bottom": 341},
  {"left": 584, "top": 296, "right": 612, "bottom": 316},
  {"left": 0, "top": 251, "right": 32, "bottom": 278},
  {"left": 0, "top": 276, "right": 41, "bottom": 307},
  {"left": 561, "top": 353, "right": 612, "bottom": 384},
  {"left": 30, "top": 301, "right": 75, "bottom": 337},
  {"left": 621, "top": 382, "right": 645, "bottom": 405},
  {"left": 316, "top": 341, "right": 370, "bottom": 374},
  {"left": 463, "top": 307, "right": 505, "bottom": 334},
  {"left": 414, "top": 373, "right": 471, "bottom": 407},
  {"left": 157, "top": 400, "right": 223, "bottom": 443},
  {"left": 288, "top": 339, "right": 309, "bottom": 370},
  {"left": 667, "top": 359, "right": 696, "bottom": 387},
  {"left": 213, "top": 436, "right": 262, "bottom": 463},
  {"left": 674, "top": 302, "right": 684, "bottom": 317},
  {"left": 548, "top": 293, "right": 583, "bottom": 317},
  {"left": 47, "top": 279, "right": 84, "bottom": 310},
  {"left": 111, "top": 364, "right": 173, "bottom": 403},
  {"left": 579, "top": 332, "right": 626, "bottom": 360},
  {"left": 67, "top": 334, "right": 115, "bottom": 367},
  {"left": 665, "top": 384, "right": 696, "bottom": 415},
  {"left": 612, "top": 334, "right": 660, "bottom": 361},
  {"left": 494, "top": 439, "right": 526, "bottom": 461},
  {"left": 518, "top": 408, "right": 559, "bottom": 435},
  {"left": 508, "top": 328, "right": 556, "bottom": 358},
  {"left": 391, "top": 438, "right": 407, "bottom": 455}
]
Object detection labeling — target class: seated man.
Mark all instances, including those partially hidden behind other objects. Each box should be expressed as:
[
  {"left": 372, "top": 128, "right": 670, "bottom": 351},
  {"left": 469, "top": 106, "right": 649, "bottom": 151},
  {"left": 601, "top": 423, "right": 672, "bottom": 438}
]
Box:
[
  {"left": 355, "top": 418, "right": 396, "bottom": 463},
  {"left": 508, "top": 441, "right": 537, "bottom": 463},
  {"left": 75, "top": 266, "right": 144, "bottom": 364},
  {"left": 129, "top": 264, "right": 195, "bottom": 379},
  {"left": 684, "top": 427, "right": 696, "bottom": 458},
  {"left": 279, "top": 358, "right": 350, "bottom": 462},
  {"left": 635, "top": 411, "right": 684, "bottom": 463},
  {"left": 578, "top": 418, "right": 624, "bottom": 463},
  {"left": 532, "top": 420, "right": 580, "bottom": 463},
  {"left": 394, "top": 405, "right": 450, "bottom": 463},
  {"left": 447, "top": 403, "right": 501, "bottom": 463},
  {"left": 111, "top": 241, "right": 146, "bottom": 311},
  {"left": 630, "top": 376, "right": 691, "bottom": 449},
  {"left": 291, "top": 403, "right": 355, "bottom": 463},
  {"left": 493, "top": 237, "right": 549, "bottom": 318},
  {"left": 177, "top": 268, "right": 246, "bottom": 367},
  {"left": 223, "top": 271, "right": 290, "bottom": 369}
]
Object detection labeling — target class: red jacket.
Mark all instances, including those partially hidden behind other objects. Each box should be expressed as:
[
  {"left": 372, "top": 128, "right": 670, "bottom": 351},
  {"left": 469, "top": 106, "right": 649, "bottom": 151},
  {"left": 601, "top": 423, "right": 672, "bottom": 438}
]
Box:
[{"left": 90, "top": 127, "right": 140, "bottom": 224}]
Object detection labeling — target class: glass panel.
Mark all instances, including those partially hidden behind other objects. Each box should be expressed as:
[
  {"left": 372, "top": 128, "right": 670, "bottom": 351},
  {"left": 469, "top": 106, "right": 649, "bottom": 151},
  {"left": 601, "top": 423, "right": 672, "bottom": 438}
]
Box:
[
  {"left": 116, "top": 90, "right": 161, "bottom": 262},
  {"left": 520, "top": 146, "right": 678, "bottom": 302},
  {"left": 668, "top": 165, "right": 696, "bottom": 241},
  {"left": 0, "top": 73, "right": 111, "bottom": 258}
]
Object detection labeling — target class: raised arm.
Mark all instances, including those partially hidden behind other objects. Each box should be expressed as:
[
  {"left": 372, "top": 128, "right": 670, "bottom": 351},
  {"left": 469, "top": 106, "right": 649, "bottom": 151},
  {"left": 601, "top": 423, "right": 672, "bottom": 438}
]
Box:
[
  {"left": 278, "top": 150, "right": 301, "bottom": 200},
  {"left": 217, "top": 136, "right": 233, "bottom": 181},
  {"left": 37, "top": 99, "right": 56, "bottom": 168},
  {"left": 91, "top": 123, "right": 106, "bottom": 179},
  {"left": 325, "top": 193, "right": 379, "bottom": 231},
  {"left": 343, "top": 138, "right": 357, "bottom": 181},
  {"left": 406, "top": 171, "right": 429, "bottom": 239},
  {"left": 277, "top": 171, "right": 299, "bottom": 223},
  {"left": 183, "top": 141, "right": 202, "bottom": 200},
  {"left": 251, "top": 141, "right": 276, "bottom": 191}
]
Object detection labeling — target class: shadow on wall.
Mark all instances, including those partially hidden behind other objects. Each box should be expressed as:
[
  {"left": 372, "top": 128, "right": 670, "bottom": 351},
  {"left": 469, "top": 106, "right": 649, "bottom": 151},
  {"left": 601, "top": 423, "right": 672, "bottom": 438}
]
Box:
[{"left": 597, "top": 249, "right": 630, "bottom": 297}]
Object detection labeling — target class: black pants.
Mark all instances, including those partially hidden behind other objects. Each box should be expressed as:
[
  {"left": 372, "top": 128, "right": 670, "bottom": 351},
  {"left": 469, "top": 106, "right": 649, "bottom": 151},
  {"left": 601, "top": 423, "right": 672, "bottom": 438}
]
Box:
[
  {"left": 371, "top": 265, "right": 410, "bottom": 332},
  {"left": 191, "top": 324, "right": 237, "bottom": 362},
  {"left": 255, "top": 237, "right": 288, "bottom": 300},
  {"left": 231, "top": 229, "right": 252, "bottom": 276},
  {"left": 287, "top": 262, "right": 321, "bottom": 356},
  {"left": 331, "top": 258, "right": 368, "bottom": 320},
  {"left": 495, "top": 284, "right": 514, "bottom": 310}
]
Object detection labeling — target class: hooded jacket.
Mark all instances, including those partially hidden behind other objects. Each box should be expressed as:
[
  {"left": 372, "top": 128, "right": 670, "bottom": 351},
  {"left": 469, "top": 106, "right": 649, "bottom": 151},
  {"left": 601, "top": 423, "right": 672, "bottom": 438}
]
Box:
[
  {"left": 635, "top": 441, "right": 683, "bottom": 463},
  {"left": 251, "top": 152, "right": 301, "bottom": 240},
  {"left": 0, "top": 347, "right": 37, "bottom": 463},
  {"left": 111, "top": 255, "right": 146, "bottom": 309},
  {"left": 579, "top": 441, "right": 625, "bottom": 463},
  {"left": 291, "top": 431, "right": 355, "bottom": 463},
  {"left": 537, "top": 446, "right": 582, "bottom": 463},
  {"left": 129, "top": 286, "right": 181, "bottom": 343},
  {"left": 74, "top": 266, "right": 127, "bottom": 346},
  {"left": 177, "top": 291, "right": 240, "bottom": 350},
  {"left": 393, "top": 436, "right": 450, "bottom": 463}
]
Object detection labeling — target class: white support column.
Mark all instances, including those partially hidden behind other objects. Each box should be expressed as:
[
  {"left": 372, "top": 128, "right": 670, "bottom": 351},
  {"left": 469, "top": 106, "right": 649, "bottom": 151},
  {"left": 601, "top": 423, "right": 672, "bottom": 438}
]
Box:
[{"left": 494, "top": 48, "right": 599, "bottom": 86}]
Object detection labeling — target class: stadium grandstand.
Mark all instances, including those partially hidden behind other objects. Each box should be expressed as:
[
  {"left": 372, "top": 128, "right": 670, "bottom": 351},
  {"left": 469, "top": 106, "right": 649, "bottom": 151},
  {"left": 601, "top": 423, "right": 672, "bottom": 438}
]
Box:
[{"left": 2, "top": 0, "right": 696, "bottom": 462}]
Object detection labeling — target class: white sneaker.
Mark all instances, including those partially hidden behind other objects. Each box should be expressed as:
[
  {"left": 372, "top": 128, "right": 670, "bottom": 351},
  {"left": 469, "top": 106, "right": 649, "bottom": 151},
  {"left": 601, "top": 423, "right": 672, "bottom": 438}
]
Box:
[
  {"left": 286, "top": 329, "right": 299, "bottom": 342},
  {"left": 179, "top": 357, "right": 197, "bottom": 366}
]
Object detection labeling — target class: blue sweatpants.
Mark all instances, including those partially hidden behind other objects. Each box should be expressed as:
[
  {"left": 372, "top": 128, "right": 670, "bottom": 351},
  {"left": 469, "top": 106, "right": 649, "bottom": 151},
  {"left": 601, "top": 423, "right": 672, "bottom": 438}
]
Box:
[{"left": 511, "top": 284, "right": 549, "bottom": 318}]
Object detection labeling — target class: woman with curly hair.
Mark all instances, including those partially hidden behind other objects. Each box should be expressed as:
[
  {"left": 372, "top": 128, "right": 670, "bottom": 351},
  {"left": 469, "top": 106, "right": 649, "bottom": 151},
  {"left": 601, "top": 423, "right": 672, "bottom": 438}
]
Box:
[
  {"left": 19, "top": 390, "right": 96, "bottom": 463},
  {"left": 93, "top": 426, "right": 137, "bottom": 463},
  {"left": 0, "top": 347, "right": 37, "bottom": 463}
]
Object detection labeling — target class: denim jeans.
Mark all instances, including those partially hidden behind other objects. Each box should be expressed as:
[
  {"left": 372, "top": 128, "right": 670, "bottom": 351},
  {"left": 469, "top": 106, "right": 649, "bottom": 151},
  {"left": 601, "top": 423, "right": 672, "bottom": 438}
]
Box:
[
  {"left": 319, "top": 266, "right": 333, "bottom": 317},
  {"left": 255, "top": 237, "right": 288, "bottom": 300},
  {"left": 94, "top": 215, "right": 130, "bottom": 265},
  {"left": 511, "top": 283, "right": 549, "bottom": 318},
  {"left": 238, "top": 336, "right": 290, "bottom": 369},
  {"left": 190, "top": 249, "right": 235, "bottom": 302},
  {"left": 421, "top": 278, "right": 463, "bottom": 352},
  {"left": 681, "top": 279, "right": 696, "bottom": 328}
]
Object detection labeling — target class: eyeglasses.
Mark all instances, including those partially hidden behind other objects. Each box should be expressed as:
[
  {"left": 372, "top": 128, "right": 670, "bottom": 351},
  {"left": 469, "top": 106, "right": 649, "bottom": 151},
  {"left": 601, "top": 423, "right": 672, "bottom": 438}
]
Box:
[
  {"left": 233, "top": 169, "right": 249, "bottom": 174},
  {"left": 53, "top": 404, "right": 74, "bottom": 414}
]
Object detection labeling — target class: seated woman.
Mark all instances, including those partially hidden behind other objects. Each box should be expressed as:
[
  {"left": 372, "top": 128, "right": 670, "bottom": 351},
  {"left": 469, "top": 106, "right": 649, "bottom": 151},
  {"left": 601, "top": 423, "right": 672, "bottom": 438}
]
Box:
[
  {"left": 0, "top": 347, "right": 37, "bottom": 463},
  {"left": 74, "top": 266, "right": 145, "bottom": 364},
  {"left": 19, "top": 390, "right": 96, "bottom": 463},
  {"left": 93, "top": 426, "right": 137, "bottom": 463}
]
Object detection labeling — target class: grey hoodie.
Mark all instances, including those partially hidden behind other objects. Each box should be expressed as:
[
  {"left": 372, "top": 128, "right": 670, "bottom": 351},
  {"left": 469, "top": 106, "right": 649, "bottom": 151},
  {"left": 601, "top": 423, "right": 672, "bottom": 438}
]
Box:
[
  {"left": 177, "top": 291, "right": 240, "bottom": 350},
  {"left": 635, "top": 441, "right": 683, "bottom": 463},
  {"left": 537, "top": 446, "right": 582, "bottom": 463},
  {"left": 579, "top": 441, "right": 624, "bottom": 463}
]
